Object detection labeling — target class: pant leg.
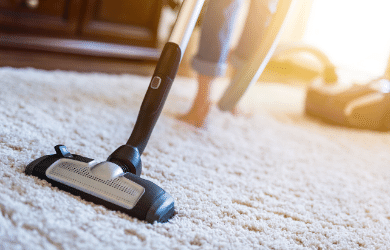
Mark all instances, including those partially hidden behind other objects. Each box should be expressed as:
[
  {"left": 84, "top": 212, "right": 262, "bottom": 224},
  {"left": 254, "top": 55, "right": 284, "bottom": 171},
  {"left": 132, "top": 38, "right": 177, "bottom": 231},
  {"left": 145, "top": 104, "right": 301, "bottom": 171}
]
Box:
[
  {"left": 230, "top": 0, "right": 278, "bottom": 69},
  {"left": 191, "top": 0, "right": 244, "bottom": 77},
  {"left": 218, "top": 0, "right": 292, "bottom": 112}
]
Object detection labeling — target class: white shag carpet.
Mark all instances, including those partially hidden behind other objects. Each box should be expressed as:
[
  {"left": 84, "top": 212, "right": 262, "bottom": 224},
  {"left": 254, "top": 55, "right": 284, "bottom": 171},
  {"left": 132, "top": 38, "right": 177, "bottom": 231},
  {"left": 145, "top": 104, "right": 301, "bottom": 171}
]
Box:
[{"left": 1, "top": 67, "right": 390, "bottom": 250}]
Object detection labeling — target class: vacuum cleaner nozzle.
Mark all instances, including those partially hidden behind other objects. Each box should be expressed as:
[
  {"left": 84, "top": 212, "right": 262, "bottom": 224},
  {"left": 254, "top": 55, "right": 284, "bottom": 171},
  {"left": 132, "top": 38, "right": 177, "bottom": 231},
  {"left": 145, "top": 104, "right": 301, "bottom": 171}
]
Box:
[
  {"left": 25, "top": 41, "right": 184, "bottom": 223},
  {"left": 24, "top": 0, "right": 202, "bottom": 222},
  {"left": 26, "top": 145, "right": 175, "bottom": 223}
]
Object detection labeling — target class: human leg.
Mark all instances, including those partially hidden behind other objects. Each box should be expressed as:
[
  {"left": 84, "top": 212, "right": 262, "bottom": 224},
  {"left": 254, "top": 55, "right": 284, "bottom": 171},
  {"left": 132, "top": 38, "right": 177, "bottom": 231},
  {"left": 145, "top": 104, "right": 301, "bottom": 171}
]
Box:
[
  {"left": 229, "top": 0, "right": 276, "bottom": 70},
  {"left": 177, "top": 0, "right": 244, "bottom": 127},
  {"left": 218, "top": 0, "right": 284, "bottom": 112},
  {"left": 177, "top": 74, "right": 213, "bottom": 128}
]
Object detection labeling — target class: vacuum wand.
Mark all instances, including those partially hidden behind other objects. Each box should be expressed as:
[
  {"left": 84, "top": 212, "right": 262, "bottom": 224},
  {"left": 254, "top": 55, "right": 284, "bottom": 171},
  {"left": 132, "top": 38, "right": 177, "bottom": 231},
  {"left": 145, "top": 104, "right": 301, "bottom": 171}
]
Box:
[
  {"left": 25, "top": 0, "right": 205, "bottom": 223},
  {"left": 127, "top": 0, "right": 205, "bottom": 153},
  {"left": 126, "top": 42, "right": 182, "bottom": 155},
  {"left": 107, "top": 0, "right": 205, "bottom": 176}
]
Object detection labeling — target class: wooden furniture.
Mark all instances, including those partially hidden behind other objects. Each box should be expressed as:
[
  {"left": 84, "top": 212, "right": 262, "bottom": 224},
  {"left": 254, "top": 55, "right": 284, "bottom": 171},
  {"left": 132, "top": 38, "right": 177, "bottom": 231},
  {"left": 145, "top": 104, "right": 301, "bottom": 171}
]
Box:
[
  {"left": 0, "top": 0, "right": 168, "bottom": 74},
  {"left": 81, "top": 0, "right": 162, "bottom": 47},
  {"left": 0, "top": 0, "right": 82, "bottom": 35}
]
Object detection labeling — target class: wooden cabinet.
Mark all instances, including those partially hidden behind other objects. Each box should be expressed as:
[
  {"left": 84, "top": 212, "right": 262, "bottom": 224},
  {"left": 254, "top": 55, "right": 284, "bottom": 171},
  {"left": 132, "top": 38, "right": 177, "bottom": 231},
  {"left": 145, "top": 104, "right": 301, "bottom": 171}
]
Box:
[
  {"left": 80, "top": 0, "right": 162, "bottom": 47},
  {"left": 0, "top": 0, "right": 83, "bottom": 35},
  {"left": 0, "top": 0, "right": 166, "bottom": 70}
]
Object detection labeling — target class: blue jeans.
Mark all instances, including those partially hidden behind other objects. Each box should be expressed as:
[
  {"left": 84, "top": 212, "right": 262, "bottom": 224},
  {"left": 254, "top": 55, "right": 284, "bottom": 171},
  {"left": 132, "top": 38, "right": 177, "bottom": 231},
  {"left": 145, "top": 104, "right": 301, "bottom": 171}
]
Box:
[{"left": 192, "top": 0, "right": 277, "bottom": 77}]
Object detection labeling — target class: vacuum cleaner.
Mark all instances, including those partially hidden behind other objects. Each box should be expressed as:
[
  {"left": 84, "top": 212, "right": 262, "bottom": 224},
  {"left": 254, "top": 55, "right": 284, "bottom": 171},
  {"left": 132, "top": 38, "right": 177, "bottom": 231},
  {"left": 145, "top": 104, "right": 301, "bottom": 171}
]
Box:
[
  {"left": 25, "top": 0, "right": 205, "bottom": 223},
  {"left": 305, "top": 77, "right": 390, "bottom": 130}
]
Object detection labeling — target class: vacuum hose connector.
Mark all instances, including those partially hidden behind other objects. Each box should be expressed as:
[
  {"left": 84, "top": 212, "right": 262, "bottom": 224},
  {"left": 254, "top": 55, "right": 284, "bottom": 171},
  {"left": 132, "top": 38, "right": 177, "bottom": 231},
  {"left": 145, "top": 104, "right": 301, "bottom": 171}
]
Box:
[{"left": 107, "top": 145, "right": 142, "bottom": 176}]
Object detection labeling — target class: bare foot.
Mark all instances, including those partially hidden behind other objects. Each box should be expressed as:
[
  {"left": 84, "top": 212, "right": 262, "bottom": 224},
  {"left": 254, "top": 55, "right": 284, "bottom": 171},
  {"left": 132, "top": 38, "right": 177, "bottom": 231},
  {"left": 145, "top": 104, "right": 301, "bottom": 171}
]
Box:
[
  {"left": 229, "top": 106, "right": 252, "bottom": 118},
  {"left": 229, "top": 106, "right": 240, "bottom": 116},
  {"left": 176, "top": 101, "right": 211, "bottom": 128},
  {"left": 177, "top": 74, "right": 214, "bottom": 128}
]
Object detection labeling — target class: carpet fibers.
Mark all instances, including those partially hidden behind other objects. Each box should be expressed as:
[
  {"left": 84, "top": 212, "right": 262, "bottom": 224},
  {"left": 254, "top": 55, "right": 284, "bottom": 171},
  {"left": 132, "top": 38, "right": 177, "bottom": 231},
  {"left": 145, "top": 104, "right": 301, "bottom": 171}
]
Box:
[{"left": 1, "top": 67, "right": 390, "bottom": 249}]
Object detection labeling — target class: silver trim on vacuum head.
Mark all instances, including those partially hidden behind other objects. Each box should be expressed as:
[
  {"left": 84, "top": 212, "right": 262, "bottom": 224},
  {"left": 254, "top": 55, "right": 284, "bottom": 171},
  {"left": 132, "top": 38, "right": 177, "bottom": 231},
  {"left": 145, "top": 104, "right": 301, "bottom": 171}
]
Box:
[{"left": 46, "top": 158, "right": 145, "bottom": 210}]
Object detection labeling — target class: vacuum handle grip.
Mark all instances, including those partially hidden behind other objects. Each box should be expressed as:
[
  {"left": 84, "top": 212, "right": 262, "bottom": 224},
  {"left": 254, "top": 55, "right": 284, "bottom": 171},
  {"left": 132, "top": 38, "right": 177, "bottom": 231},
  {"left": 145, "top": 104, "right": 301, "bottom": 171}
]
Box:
[{"left": 127, "top": 42, "right": 181, "bottom": 154}]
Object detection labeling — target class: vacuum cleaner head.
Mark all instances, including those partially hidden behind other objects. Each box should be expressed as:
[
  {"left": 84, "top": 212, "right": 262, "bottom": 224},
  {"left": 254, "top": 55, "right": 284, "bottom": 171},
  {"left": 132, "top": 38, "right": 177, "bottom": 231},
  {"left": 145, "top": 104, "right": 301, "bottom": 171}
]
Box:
[
  {"left": 25, "top": 0, "right": 206, "bottom": 223},
  {"left": 26, "top": 41, "right": 183, "bottom": 223},
  {"left": 26, "top": 145, "right": 174, "bottom": 223}
]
